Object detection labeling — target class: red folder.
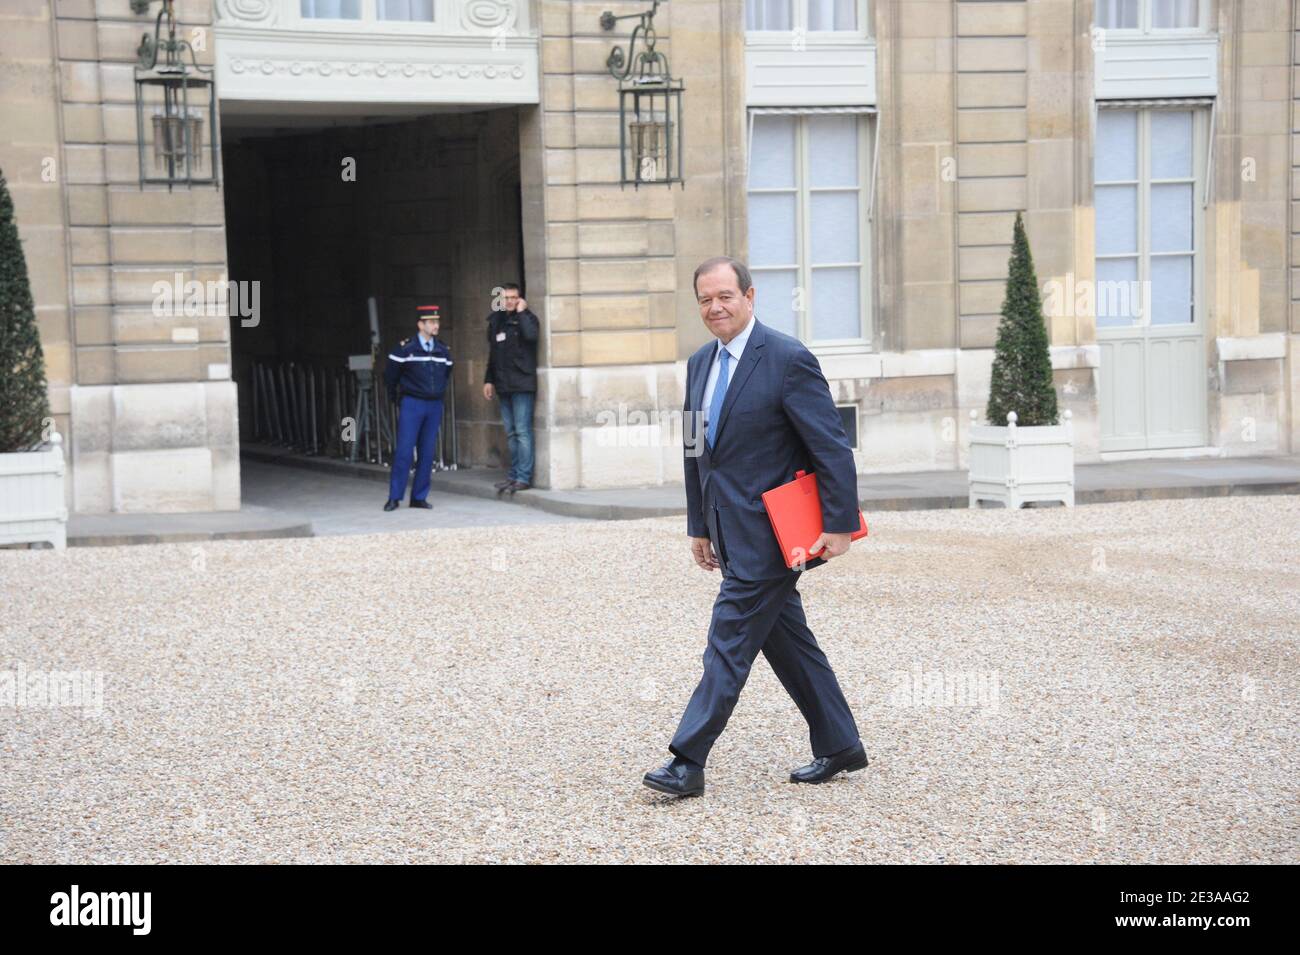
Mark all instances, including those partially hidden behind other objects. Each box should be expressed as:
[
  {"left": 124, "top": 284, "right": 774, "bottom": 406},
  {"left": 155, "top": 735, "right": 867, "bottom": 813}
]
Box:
[{"left": 761, "top": 470, "right": 869, "bottom": 569}]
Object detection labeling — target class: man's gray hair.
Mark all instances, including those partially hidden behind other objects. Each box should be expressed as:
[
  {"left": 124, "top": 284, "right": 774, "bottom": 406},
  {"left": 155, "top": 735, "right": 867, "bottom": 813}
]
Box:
[{"left": 693, "top": 256, "right": 753, "bottom": 296}]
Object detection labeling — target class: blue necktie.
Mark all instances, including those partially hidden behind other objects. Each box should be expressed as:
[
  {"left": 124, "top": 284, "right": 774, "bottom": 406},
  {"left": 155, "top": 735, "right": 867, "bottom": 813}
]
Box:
[{"left": 707, "top": 347, "right": 730, "bottom": 448}]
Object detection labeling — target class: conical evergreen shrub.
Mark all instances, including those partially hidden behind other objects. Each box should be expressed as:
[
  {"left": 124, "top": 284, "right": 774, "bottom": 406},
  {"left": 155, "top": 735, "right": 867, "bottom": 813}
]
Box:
[
  {"left": 986, "top": 211, "right": 1058, "bottom": 428},
  {"left": 0, "top": 168, "right": 51, "bottom": 453}
]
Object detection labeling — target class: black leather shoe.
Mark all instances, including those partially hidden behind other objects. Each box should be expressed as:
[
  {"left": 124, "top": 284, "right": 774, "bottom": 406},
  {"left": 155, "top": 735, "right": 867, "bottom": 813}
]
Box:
[
  {"left": 789, "top": 741, "right": 868, "bottom": 784},
  {"left": 409, "top": 499, "right": 433, "bottom": 509},
  {"left": 383, "top": 499, "right": 400, "bottom": 511},
  {"left": 493, "top": 478, "right": 514, "bottom": 493},
  {"left": 508, "top": 481, "right": 531, "bottom": 494},
  {"left": 642, "top": 757, "right": 704, "bottom": 797}
]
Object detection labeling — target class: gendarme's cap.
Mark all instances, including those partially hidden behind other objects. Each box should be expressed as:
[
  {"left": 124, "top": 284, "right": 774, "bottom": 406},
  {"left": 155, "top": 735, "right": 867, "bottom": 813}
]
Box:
[{"left": 416, "top": 304, "right": 441, "bottom": 319}]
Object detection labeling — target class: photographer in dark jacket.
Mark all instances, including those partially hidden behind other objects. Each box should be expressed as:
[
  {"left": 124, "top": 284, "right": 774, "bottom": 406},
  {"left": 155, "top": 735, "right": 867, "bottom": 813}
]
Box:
[{"left": 482, "top": 283, "right": 539, "bottom": 494}]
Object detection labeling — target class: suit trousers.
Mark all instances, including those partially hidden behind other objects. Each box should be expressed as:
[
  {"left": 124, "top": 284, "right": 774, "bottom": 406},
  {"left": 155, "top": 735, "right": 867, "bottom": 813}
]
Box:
[
  {"left": 389, "top": 395, "right": 443, "bottom": 503},
  {"left": 668, "top": 569, "right": 860, "bottom": 767}
]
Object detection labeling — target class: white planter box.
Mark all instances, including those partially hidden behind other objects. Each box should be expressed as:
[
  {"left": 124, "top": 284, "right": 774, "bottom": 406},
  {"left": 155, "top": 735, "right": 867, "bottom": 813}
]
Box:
[
  {"left": 0, "top": 432, "right": 68, "bottom": 549},
  {"left": 968, "top": 410, "right": 1075, "bottom": 509}
]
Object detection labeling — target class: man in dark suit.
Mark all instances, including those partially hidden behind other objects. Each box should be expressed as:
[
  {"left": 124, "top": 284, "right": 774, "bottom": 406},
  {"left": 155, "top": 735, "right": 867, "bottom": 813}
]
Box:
[{"left": 642, "top": 256, "right": 868, "bottom": 798}]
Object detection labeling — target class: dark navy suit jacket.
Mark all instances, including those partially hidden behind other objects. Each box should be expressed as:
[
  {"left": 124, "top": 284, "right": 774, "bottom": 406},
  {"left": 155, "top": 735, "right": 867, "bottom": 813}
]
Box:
[{"left": 684, "top": 318, "right": 860, "bottom": 581}]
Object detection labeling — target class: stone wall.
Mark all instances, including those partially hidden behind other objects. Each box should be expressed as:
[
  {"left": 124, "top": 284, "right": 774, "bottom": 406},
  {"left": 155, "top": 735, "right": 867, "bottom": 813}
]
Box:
[
  {"left": 864, "top": 0, "right": 1097, "bottom": 471},
  {"left": 1207, "top": 0, "right": 1293, "bottom": 455},
  {"left": 524, "top": 0, "right": 747, "bottom": 489},
  {"left": 1, "top": 0, "right": 74, "bottom": 465},
  {"left": 12, "top": 0, "right": 240, "bottom": 513},
  {"left": 1292, "top": 0, "right": 1300, "bottom": 455}
]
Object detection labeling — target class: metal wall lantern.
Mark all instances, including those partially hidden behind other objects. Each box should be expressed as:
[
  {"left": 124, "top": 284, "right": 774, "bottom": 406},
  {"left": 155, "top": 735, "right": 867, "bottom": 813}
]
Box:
[
  {"left": 130, "top": 0, "right": 219, "bottom": 190},
  {"left": 600, "top": 2, "right": 685, "bottom": 189}
]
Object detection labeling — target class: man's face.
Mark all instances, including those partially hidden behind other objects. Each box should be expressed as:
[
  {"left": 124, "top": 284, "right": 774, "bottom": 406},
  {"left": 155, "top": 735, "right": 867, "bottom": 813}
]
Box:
[
  {"left": 419, "top": 317, "right": 440, "bottom": 337},
  {"left": 696, "top": 265, "right": 754, "bottom": 344},
  {"left": 501, "top": 289, "right": 520, "bottom": 312}
]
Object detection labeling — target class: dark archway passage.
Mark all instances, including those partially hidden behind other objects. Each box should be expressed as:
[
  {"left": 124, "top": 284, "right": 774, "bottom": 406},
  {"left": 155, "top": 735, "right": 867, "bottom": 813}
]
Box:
[{"left": 220, "top": 106, "right": 524, "bottom": 479}]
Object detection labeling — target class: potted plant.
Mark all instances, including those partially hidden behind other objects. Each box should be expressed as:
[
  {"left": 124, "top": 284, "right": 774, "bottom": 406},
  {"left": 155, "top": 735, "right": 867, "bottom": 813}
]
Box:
[
  {"left": 968, "top": 212, "right": 1074, "bottom": 509},
  {"left": 0, "top": 168, "right": 66, "bottom": 548}
]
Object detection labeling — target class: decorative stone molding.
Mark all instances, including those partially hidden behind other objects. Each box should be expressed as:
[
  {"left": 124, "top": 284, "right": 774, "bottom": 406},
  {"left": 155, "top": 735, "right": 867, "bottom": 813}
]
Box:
[
  {"left": 463, "top": 0, "right": 518, "bottom": 32},
  {"left": 214, "top": 0, "right": 529, "bottom": 35},
  {"left": 214, "top": 1, "right": 538, "bottom": 103},
  {"left": 228, "top": 56, "right": 527, "bottom": 82},
  {"left": 216, "top": 0, "right": 278, "bottom": 25},
  {"left": 1215, "top": 333, "right": 1286, "bottom": 363}
]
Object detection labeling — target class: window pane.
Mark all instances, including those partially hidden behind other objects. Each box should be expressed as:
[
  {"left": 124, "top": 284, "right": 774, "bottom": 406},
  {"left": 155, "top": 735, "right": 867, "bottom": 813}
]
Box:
[
  {"left": 750, "top": 115, "right": 796, "bottom": 189},
  {"left": 1150, "top": 110, "right": 1193, "bottom": 179},
  {"left": 811, "top": 191, "right": 859, "bottom": 263},
  {"left": 378, "top": 0, "right": 435, "bottom": 21},
  {"left": 1150, "top": 255, "right": 1193, "bottom": 324},
  {"left": 754, "top": 269, "right": 799, "bottom": 336},
  {"left": 1095, "top": 0, "right": 1138, "bottom": 29},
  {"left": 811, "top": 267, "right": 861, "bottom": 340},
  {"left": 808, "top": 0, "right": 857, "bottom": 31},
  {"left": 1095, "top": 185, "right": 1137, "bottom": 255},
  {"left": 301, "top": 0, "right": 360, "bottom": 17},
  {"left": 1150, "top": 183, "right": 1192, "bottom": 252},
  {"left": 749, "top": 193, "right": 798, "bottom": 265},
  {"left": 746, "top": 0, "right": 793, "bottom": 30},
  {"left": 1095, "top": 257, "right": 1140, "bottom": 327},
  {"left": 809, "top": 116, "right": 858, "bottom": 187},
  {"left": 1152, "top": 0, "right": 1199, "bottom": 28},
  {"left": 1095, "top": 110, "right": 1137, "bottom": 181}
]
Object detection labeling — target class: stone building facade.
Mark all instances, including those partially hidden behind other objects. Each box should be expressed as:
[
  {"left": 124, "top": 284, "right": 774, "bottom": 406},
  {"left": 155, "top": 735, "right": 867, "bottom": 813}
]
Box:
[{"left": 2, "top": 0, "right": 1297, "bottom": 513}]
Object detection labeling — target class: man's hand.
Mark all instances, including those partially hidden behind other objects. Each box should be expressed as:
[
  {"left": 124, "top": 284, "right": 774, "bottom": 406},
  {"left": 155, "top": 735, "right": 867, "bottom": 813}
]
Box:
[
  {"left": 809, "top": 531, "right": 852, "bottom": 560},
  {"left": 483, "top": 383, "right": 495, "bottom": 401},
  {"left": 515, "top": 297, "right": 527, "bottom": 313},
  {"left": 689, "top": 536, "right": 719, "bottom": 572}
]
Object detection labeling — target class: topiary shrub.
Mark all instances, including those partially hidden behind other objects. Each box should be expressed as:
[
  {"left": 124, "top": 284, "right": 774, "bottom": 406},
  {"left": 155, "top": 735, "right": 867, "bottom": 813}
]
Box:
[
  {"left": 986, "top": 211, "right": 1059, "bottom": 428},
  {"left": 0, "top": 167, "right": 51, "bottom": 453}
]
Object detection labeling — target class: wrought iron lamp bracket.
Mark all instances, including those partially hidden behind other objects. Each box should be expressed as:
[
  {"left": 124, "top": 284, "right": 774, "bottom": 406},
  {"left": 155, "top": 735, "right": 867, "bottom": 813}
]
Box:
[{"left": 600, "top": 1, "right": 668, "bottom": 81}]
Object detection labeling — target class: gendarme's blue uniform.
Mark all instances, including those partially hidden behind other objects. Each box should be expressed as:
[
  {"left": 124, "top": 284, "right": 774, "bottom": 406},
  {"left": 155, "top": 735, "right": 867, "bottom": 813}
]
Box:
[{"left": 384, "top": 334, "right": 453, "bottom": 503}]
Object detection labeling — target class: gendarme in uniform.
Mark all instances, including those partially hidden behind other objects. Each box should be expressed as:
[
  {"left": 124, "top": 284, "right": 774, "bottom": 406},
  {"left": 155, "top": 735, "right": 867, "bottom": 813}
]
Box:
[{"left": 383, "top": 304, "right": 453, "bottom": 510}]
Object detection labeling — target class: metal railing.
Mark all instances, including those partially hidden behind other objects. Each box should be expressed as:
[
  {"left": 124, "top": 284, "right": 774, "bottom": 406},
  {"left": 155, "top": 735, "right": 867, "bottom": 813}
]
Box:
[{"left": 246, "top": 357, "right": 457, "bottom": 471}]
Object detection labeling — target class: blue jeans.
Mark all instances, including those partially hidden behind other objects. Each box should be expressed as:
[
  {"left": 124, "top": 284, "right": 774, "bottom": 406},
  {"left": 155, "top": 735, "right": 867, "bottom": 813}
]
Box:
[{"left": 498, "top": 390, "right": 535, "bottom": 484}]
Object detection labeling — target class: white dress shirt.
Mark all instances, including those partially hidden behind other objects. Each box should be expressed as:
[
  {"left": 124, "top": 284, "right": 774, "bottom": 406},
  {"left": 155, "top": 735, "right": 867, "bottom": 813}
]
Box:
[{"left": 702, "top": 315, "right": 755, "bottom": 428}]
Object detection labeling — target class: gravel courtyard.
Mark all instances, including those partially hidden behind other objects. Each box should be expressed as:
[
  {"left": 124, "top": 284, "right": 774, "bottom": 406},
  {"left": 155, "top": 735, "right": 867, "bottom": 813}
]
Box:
[{"left": 2, "top": 495, "right": 1297, "bottom": 864}]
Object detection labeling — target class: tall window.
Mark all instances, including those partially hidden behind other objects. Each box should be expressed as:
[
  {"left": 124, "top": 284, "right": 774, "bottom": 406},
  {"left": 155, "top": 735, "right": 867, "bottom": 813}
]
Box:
[
  {"left": 1094, "top": 108, "right": 1200, "bottom": 327},
  {"left": 1095, "top": 0, "right": 1202, "bottom": 30},
  {"left": 301, "top": 0, "right": 361, "bottom": 18},
  {"left": 378, "top": 0, "right": 435, "bottom": 21},
  {"left": 746, "top": 0, "right": 861, "bottom": 32},
  {"left": 301, "top": 0, "right": 436, "bottom": 21},
  {"left": 748, "top": 113, "right": 871, "bottom": 344}
]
